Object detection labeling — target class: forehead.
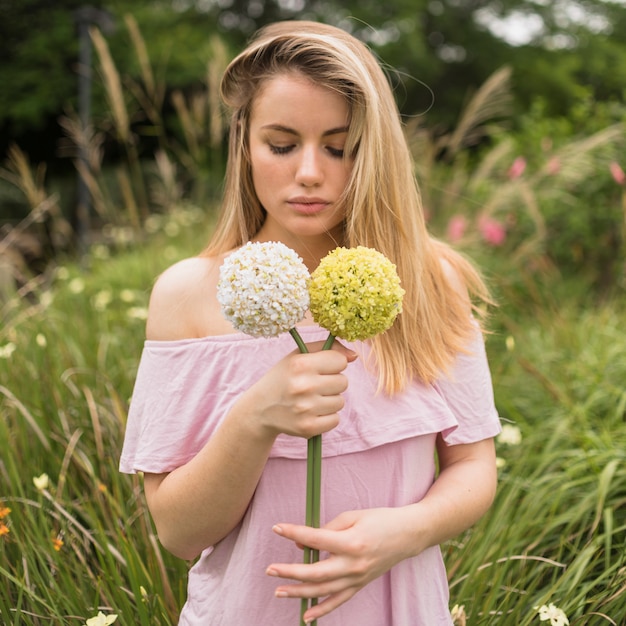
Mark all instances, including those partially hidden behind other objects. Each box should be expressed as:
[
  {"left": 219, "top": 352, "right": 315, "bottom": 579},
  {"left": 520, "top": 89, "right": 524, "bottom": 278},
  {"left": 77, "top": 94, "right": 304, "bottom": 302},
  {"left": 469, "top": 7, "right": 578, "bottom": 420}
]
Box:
[{"left": 250, "top": 72, "right": 350, "bottom": 127}]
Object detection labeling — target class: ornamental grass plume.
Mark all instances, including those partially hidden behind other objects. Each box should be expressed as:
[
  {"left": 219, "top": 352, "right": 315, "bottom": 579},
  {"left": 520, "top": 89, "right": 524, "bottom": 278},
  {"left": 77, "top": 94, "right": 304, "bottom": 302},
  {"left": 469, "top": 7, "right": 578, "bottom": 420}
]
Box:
[{"left": 217, "top": 241, "right": 310, "bottom": 339}]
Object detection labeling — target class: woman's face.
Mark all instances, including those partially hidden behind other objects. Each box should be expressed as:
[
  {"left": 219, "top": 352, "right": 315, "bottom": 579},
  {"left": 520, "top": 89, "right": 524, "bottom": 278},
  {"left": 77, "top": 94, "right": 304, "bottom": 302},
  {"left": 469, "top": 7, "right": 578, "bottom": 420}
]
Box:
[{"left": 248, "top": 72, "right": 352, "bottom": 251}]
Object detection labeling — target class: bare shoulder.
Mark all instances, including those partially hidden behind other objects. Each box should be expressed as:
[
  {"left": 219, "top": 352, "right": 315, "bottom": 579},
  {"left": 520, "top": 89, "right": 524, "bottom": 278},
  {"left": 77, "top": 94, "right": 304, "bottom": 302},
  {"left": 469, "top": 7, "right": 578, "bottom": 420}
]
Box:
[
  {"left": 439, "top": 255, "right": 471, "bottom": 306},
  {"left": 146, "top": 256, "right": 225, "bottom": 340}
]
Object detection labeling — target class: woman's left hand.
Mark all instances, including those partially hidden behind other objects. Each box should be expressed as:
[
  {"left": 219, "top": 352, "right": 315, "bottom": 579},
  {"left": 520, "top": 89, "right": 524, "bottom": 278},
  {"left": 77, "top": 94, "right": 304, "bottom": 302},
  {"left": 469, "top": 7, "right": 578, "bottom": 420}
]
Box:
[{"left": 266, "top": 507, "right": 415, "bottom": 623}]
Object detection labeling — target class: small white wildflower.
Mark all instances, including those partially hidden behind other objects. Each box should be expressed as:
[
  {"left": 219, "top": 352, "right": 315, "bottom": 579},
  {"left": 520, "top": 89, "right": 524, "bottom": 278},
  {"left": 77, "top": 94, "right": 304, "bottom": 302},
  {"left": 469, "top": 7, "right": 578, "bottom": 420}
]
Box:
[
  {"left": 144, "top": 214, "right": 163, "bottom": 234},
  {"left": 506, "top": 335, "right": 515, "bottom": 351},
  {"left": 164, "top": 221, "right": 181, "bottom": 237},
  {"left": 93, "top": 290, "right": 113, "bottom": 311},
  {"left": 498, "top": 424, "right": 522, "bottom": 446},
  {"left": 217, "top": 241, "right": 310, "bottom": 338},
  {"left": 39, "top": 291, "right": 54, "bottom": 309},
  {"left": 119, "top": 289, "right": 137, "bottom": 303},
  {"left": 0, "top": 343, "right": 16, "bottom": 359},
  {"left": 33, "top": 473, "right": 50, "bottom": 491},
  {"left": 450, "top": 603, "right": 467, "bottom": 626},
  {"left": 495, "top": 456, "right": 507, "bottom": 469},
  {"left": 127, "top": 307, "right": 149, "bottom": 321},
  {"left": 56, "top": 266, "right": 70, "bottom": 281},
  {"left": 534, "top": 603, "right": 569, "bottom": 626},
  {"left": 85, "top": 611, "right": 118, "bottom": 626},
  {"left": 69, "top": 278, "right": 85, "bottom": 294},
  {"left": 91, "top": 244, "right": 110, "bottom": 260},
  {"left": 36, "top": 334, "right": 47, "bottom": 348}
]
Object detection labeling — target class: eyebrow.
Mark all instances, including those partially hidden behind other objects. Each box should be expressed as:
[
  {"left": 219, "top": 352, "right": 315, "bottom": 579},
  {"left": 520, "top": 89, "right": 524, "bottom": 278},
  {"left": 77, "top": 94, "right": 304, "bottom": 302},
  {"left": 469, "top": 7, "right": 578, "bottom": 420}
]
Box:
[{"left": 260, "top": 124, "right": 350, "bottom": 137}]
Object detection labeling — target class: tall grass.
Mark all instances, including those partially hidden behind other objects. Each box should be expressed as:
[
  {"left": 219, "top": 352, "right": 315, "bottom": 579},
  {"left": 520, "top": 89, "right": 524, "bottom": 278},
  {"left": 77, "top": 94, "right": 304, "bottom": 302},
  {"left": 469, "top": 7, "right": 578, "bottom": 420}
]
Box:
[
  {"left": 0, "top": 208, "right": 208, "bottom": 625},
  {"left": 1, "top": 210, "right": 625, "bottom": 624}
]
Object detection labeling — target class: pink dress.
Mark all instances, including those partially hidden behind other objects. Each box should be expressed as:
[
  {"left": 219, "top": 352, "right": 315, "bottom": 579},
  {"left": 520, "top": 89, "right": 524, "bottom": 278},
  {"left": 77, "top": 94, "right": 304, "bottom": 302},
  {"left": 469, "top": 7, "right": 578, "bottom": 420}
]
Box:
[{"left": 120, "top": 324, "right": 501, "bottom": 625}]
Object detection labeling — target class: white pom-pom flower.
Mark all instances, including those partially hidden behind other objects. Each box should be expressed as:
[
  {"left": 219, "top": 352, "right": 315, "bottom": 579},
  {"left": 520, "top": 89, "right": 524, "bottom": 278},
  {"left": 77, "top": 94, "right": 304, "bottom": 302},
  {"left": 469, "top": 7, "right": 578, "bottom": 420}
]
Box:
[{"left": 217, "top": 241, "right": 310, "bottom": 337}]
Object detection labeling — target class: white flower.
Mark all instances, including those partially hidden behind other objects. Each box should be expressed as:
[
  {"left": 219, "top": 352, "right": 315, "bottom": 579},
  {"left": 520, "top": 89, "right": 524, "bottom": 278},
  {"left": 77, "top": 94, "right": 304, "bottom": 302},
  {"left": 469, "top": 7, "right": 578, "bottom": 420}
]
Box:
[
  {"left": 69, "top": 277, "right": 85, "bottom": 294},
  {"left": 217, "top": 241, "right": 310, "bottom": 338},
  {"left": 0, "top": 343, "right": 16, "bottom": 359},
  {"left": 534, "top": 603, "right": 569, "bottom": 626},
  {"left": 85, "top": 611, "right": 118, "bottom": 626},
  {"left": 56, "top": 266, "right": 70, "bottom": 281},
  {"left": 33, "top": 473, "right": 50, "bottom": 491},
  {"left": 36, "top": 333, "right": 47, "bottom": 348},
  {"left": 127, "top": 307, "right": 149, "bottom": 321},
  {"left": 450, "top": 603, "right": 467, "bottom": 626},
  {"left": 119, "top": 289, "right": 137, "bottom": 303},
  {"left": 498, "top": 424, "right": 522, "bottom": 445},
  {"left": 93, "top": 290, "right": 113, "bottom": 311}
]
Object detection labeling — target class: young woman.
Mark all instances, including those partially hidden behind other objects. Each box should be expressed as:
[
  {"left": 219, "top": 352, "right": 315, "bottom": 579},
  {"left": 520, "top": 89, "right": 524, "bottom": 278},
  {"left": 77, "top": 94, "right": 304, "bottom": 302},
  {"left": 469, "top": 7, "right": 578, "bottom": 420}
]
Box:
[{"left": 120, "top": 20, "right": 501, "bottom": 625}]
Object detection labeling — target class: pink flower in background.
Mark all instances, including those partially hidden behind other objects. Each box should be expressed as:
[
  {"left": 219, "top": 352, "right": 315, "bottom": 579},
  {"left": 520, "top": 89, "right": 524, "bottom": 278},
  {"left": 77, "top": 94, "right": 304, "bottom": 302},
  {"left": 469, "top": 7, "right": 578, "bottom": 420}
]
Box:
[
  {"left": 508, "top": 156, "right": 526, "bottom": 180},
  {"left": 446, "top": 215, "right": 467, "bottom": 242},
  {"left": 610, "top": 161, "right": 625, "bottom": 186},
  {"left": 479, "top": 216, "right": 506, "bottom": 246}
]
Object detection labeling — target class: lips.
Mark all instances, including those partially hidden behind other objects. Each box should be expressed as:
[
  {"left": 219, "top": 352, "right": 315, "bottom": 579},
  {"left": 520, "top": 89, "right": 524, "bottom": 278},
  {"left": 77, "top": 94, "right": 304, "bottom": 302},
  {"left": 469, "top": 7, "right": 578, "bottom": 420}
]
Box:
[{"left": 287, "top": 197, "right": 330, "bottom": 215}]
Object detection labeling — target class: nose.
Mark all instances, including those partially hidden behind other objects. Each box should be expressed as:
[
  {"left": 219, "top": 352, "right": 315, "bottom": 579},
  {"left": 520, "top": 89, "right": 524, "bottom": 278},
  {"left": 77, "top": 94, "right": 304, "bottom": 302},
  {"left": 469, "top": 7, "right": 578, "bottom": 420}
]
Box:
[{"left": 295, "top": 145, "right": 323, "bottom": 187}]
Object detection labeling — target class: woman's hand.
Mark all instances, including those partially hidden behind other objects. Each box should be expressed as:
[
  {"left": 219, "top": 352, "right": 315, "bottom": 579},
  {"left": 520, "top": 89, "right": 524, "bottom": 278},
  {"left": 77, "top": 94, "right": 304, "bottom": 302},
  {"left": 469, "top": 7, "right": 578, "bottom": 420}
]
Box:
[
  {"left": 236, "top": 340, "right": 358, "bottom": 441},
  {"left": 266, "top": 507, "right": 413, "bottom": 623},
  {"left": 266, "top": 437, "right": 498, "bottom": 623}
]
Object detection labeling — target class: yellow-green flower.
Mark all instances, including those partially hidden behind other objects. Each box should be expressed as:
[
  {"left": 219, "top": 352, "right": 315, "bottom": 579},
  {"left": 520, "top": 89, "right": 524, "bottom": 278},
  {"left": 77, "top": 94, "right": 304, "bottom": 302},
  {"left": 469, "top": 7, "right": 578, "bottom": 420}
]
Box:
[{"left": 309, "top": 246, "right": 404, "bottom": 341}]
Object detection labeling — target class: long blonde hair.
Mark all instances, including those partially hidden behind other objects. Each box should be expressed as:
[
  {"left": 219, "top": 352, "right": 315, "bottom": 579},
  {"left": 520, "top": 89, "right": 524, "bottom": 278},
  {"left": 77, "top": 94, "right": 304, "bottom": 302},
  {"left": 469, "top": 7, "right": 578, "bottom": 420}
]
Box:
[{"left": 204, "top": 20, "right": 492, "bottom": 393}]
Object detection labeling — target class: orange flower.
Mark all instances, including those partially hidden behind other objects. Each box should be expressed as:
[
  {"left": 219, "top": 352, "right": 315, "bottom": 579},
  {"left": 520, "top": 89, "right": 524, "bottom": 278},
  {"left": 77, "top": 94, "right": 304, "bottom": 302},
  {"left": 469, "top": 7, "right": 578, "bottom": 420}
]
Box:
[
  {"left": 0, "top": 522, "right": 10, "bottom": 537},
  {"left": 0, "top": 506, "right": 11, "bottom": 519},
  {"left": 52, "top": 537, "right": 64, "bottom": 551}
]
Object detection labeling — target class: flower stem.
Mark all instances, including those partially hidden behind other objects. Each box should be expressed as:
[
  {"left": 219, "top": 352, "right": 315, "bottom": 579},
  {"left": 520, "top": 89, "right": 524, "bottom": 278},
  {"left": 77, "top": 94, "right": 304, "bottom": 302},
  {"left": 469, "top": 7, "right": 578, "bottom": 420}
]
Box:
[
  {"left": 295, "top": 330, "right": 334, "bottom": 626},
  {"left": 289, "top": 328, "right": 309, "bottom": 354}
]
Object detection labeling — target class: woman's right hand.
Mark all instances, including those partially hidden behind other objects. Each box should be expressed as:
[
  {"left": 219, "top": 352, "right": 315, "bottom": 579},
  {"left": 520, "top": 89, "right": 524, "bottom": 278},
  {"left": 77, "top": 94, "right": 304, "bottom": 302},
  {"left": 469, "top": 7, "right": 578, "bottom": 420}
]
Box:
[{"left": 236, "top": 340, "right": 357, "bottom": 441}]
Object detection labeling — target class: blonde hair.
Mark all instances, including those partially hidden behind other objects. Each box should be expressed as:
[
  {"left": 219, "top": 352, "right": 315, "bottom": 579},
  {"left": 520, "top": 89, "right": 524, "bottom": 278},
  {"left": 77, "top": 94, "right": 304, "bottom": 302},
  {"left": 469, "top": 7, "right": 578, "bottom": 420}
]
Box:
[{"left": 204, "top": 20, "right": 492, "bottom": 393}]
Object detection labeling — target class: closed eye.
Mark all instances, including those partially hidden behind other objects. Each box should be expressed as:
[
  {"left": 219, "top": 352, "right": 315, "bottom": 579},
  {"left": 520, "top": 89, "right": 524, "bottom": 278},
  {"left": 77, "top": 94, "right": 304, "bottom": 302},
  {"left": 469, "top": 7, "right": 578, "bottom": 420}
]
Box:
[
  {"left": 327, "top": 146, "right": 344, "bottom": 158},
  {"left": 269, "top": 144, "right": 294, "bottom": 155}
]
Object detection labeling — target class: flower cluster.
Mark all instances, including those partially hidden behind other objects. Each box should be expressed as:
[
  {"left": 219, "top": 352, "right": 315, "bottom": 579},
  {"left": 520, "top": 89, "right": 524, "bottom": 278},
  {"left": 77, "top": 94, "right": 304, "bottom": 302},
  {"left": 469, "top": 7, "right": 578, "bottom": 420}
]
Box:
[
  {"left": 309, "top": 246, "right": 404, "bottom": 341},
  {"left": 534, "top": 603, "right": 569, "bottom": 626},
  {"left": 217, "top": 241, "right": 310, "bottom": 338}
]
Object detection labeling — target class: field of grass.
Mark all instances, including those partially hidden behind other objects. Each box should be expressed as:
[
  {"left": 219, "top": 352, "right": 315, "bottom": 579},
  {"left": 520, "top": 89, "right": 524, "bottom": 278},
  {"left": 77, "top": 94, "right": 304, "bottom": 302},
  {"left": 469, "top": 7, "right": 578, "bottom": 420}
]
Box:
[{"left": 1, "top": 206, "right": 625, "bottom": 625}]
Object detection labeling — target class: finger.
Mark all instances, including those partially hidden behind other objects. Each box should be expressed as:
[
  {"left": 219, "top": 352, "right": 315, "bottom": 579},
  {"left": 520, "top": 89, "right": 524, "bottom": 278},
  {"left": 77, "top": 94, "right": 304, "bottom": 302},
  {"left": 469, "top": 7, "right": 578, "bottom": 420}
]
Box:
[
  {"left": 303, "top": 588, "right": 356, "bottom": 623},
  {"left": 302, "top": 340, "right": 358, "bottom": 362},
  {"left": 272, "top": 523, "right": 344, "bottom": 554}
]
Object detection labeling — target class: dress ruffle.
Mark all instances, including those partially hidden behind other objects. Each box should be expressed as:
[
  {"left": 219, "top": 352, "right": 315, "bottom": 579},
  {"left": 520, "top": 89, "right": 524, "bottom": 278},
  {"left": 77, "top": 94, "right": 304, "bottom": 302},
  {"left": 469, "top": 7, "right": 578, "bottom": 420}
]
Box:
[{"left": 120, "top": 324, "right": 500, "bottom": 474}]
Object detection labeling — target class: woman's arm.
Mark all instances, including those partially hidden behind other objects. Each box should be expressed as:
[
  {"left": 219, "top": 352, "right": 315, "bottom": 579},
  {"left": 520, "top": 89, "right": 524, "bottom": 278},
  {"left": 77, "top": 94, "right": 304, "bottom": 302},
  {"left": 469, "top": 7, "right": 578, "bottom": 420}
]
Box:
[
  {"left": 266, "top": 436, "right": 498, "bottom": 624},
  {"left": 141, "top": 258, "right": 356, "bottom": 560}
]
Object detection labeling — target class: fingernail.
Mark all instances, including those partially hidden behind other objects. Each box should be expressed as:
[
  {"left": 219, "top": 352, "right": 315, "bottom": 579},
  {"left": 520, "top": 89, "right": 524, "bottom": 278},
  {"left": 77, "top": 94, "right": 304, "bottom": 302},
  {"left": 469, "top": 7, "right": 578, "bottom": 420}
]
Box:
[
  {"left": 275, "top": 590, "right": 288, "bottom": 598},
  {"left": 272, "top": 524, "right": 284, "bottom": 535},
  {"left": 266, "top": 567, "right": 278, "bottom": 577}
]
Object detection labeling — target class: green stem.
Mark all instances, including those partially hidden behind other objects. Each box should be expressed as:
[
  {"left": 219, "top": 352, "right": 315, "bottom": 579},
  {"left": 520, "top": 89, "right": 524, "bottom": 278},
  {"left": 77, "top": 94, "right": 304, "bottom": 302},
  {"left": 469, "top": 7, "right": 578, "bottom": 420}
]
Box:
[
  {"left": 289, "top": 328, "right": 309, "bottom": 354},
  {"left": 294, "top": 330, "right": 334, "bottom": 626}
]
